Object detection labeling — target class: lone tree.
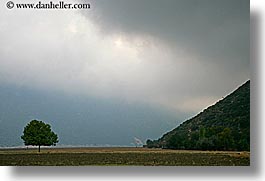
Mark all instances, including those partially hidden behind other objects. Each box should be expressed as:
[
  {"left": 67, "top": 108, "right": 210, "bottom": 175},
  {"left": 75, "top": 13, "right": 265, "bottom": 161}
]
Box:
[{"left": 21, "top": 120, "right": 59, "bottom": 152}]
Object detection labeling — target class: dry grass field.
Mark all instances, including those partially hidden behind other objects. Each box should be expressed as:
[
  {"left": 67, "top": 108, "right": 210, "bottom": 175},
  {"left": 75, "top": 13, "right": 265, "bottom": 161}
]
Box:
[{"left": 0, "top": 147, "right": 250, "bottom": 166}]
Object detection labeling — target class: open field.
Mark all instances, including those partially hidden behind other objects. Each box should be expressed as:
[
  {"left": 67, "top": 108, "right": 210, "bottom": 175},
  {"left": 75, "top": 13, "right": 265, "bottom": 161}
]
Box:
[{"left": 0, "top": 147, "right": 250, "bottom": 166}]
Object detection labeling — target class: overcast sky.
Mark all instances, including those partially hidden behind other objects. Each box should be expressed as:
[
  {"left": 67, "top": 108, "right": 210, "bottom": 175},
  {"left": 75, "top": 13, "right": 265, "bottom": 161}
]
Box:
[{"left": 0, "top": 0, "right": 249, "bottom": 113}]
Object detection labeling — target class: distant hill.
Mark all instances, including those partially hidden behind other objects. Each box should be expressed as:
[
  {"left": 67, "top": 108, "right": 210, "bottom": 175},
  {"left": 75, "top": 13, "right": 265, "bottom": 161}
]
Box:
[{"left": 146, "top": 80, "right": 250, "bottom": 151}]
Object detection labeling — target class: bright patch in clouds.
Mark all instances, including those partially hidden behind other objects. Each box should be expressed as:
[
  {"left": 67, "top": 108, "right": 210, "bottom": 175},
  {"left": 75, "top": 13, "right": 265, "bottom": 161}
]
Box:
[{"left": 114, "top": 37, "right": 123, "bottom": 47}]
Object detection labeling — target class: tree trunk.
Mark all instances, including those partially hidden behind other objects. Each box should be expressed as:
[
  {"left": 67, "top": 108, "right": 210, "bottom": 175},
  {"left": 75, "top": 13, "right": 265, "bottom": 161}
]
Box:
[{"left": 38, "top": 145, "right": 40, "bottom": 152}]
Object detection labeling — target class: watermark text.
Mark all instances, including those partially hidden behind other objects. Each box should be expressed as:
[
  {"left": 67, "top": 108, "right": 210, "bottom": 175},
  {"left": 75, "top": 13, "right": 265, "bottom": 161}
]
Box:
[{"left": 6, "top": 1, "right": 91, "bottom": 10}]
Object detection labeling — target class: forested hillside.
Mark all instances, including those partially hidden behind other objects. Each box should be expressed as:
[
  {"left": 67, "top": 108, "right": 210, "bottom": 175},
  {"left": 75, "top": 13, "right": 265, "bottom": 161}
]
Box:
[{"left": 146, "top": 80, "right": 250, "bottom": 151}]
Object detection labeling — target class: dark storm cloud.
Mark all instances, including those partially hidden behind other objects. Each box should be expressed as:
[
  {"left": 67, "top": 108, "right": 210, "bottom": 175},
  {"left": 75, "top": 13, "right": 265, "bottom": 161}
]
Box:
[
  {"left": 86, "top": 0, "right": 249, "bottom": 68},
  {"left": 82, "top": 0, "right": 250, "bottom": 103}
]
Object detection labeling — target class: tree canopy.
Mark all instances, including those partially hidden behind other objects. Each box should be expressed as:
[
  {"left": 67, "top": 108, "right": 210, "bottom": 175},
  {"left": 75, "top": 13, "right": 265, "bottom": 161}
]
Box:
[{"left": 21, "top": 120, "right": 58, "bottom": 152}]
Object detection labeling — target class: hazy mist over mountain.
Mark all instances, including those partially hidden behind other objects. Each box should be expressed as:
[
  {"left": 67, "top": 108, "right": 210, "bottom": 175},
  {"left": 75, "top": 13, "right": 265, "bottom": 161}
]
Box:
[{"left": 0, "top": 83, "right": 187, "bottom": 147}]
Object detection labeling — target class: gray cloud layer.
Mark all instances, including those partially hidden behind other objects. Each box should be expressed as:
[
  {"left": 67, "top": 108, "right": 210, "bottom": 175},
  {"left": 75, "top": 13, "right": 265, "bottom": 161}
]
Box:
[
  {"left": 0, "top": 0, "right": 249, "bottom": 113},
  {"left": 87, "top": 0, "right": 249, "bottom": 66}
]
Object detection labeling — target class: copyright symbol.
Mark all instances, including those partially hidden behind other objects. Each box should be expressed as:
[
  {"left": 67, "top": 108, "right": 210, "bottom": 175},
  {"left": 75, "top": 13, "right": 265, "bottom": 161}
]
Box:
[{"left": 6, "top": 1, "right": 14, "bottom": 9}]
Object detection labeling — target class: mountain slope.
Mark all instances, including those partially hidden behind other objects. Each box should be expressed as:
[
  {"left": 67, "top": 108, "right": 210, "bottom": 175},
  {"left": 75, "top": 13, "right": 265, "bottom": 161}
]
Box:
[{"left": 146, "top": 80, "right": 250, "bottom": 151}]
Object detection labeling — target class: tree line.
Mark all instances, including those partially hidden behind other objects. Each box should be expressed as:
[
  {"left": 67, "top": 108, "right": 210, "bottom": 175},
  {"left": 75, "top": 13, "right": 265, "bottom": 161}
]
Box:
[{"left": 146, "top": 125, "right": 249, "bottom": 151}]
